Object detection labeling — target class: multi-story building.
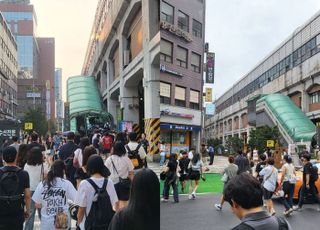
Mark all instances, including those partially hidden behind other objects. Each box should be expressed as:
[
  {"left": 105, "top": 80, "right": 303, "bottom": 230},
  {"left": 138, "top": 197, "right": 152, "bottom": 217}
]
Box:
[
  {"left": 0, "top": 11, "right": 18, "bottom": 120},
  {"left": 82, "top": 0, "right": 160, "bottom": 154},
  {"left": 0, "top": 0, "right": 56, "bottom": 122},
  {"left": 55, "top": 68, "right": 63, "bottom": 131},
  {"left": 159, "top": 0, "right": 205, "bottom": 153},
  {"left": 205, "top": 10, "right": 320, "bottom": 145}
]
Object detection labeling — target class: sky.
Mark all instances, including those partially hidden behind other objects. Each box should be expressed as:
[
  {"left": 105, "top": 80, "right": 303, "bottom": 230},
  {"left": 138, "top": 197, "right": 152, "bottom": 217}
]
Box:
[
  {"left": 30, "top": 0, "right": 99, "bottom": 101},
  {"left": 206, "top": 0, "right": 320, "bottom": 101}
]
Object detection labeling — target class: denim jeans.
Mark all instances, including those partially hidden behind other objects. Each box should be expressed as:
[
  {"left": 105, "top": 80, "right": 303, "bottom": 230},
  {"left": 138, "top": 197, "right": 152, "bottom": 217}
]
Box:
[
  {"left": 281, "top": 181, "right": 294, "bottom": 210},
  {"left": 160, "top": 155, "right": 165, "bottom": 166},
  {"left": 298, "top": 182, "right": 320, "bottom": 208},
  {"left": 24, "top": 191, "right": 41, "bottom": 230}
]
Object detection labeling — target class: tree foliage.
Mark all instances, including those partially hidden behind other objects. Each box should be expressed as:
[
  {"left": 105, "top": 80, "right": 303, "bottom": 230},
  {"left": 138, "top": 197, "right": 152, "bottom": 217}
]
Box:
[
  {"left": 207, "top": 138, "right": 222, "bottom": 148},
  {"left": 225, "top": 136, "right": 244, "bottom": 154},
  {"left": 23, "top": 107, "right": 48, "bottom": 136},
  {"left": 248, "top": 126, "right": 280, "bottom": 154}
]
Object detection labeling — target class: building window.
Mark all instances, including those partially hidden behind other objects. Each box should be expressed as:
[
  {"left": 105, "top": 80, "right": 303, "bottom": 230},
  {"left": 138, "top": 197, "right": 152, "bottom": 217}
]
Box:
[
  {"left": 192, "top": 19, "right": 202, "bottom": 38},
  {"left": 190, "top": 90, "right": 200, "bottom": 109},
  {"left": 161, "top": 1, "right": 174, "bottom": 24},
  {"left": 160, "top": 39, "right": 173, "bottom": 63},
  {"left": 160, "top": 82, "right": 171, "bottom": 104},
  {"left": 310, "top": 92, "right": 320, "bottom": 104},
  {"left": 178, "top": 11, "right": 189, "bottom": 32},
  {"left": 191, "top": 52, "right": 201, "bottom": 73},
  {"left": 176, "top": 46, "right": 188, "bottom": 68},
  {"left": 175, "top": 86, "right": 186, "bottom": 107}
]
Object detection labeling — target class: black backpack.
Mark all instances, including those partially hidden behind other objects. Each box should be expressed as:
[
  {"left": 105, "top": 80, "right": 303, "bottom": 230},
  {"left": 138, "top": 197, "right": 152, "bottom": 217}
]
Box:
[
  {"left": 85, "top": 179, "right": 115, "bottom": 230},
  {"left": 310, "top": 164, "right": 319, "bottom": 182},
  {"left": 0, "top": 167, "right": 24, "bottom": 215},
  {"left": 125, "top": 144, "right": 143, "bottom": 170},
  {"left": 239, "top": 216, "right": 289, "bottom": 230}
]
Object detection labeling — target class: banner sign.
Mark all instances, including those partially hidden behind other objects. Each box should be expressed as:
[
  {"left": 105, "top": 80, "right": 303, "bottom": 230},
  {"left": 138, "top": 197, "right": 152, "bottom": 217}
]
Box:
[
  {"left": 205, "top": 88, "right": 212, "bottom": 102},
  {"left": 206, "top": 104, "right": 215, "bottom": 115},
  {"left": 206, "top": 52, "right": 215, "bottom": 84},
  {"left": 118, "top": 121, "right": 133, "bottom": 132}
]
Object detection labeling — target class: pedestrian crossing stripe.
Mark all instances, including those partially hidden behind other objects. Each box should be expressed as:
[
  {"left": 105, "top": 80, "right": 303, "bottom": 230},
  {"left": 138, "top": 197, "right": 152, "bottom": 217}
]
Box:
[{"left": 144, "top": 118, "right": 160, "bottom": 155}]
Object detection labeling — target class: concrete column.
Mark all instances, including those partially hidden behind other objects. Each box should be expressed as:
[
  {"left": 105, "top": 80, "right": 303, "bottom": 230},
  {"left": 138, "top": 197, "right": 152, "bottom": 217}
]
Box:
[
  {"left": 107, "top": 97, "right": 118, "bottom": 127},
  {"left": 120, "top": 87, "right": 140, "bottom": 123},
  {"left": 301, "top": 90, "right": 309, "bottom": 113}
]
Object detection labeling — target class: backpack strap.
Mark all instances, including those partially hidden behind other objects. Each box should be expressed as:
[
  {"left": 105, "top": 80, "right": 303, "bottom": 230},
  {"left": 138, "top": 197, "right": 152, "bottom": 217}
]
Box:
[
  {"left": 125, "top": 145, "right": 132, "bottom": 155},
  {"left": 86, "top": 178, "right": 108, "bottom": 194},
  {"left": 135, "top": 143, "right": 142, "bottom": 153}
]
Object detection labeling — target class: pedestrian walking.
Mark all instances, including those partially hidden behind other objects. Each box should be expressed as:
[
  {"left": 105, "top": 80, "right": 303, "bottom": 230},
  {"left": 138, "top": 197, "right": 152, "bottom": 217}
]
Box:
[
  {"left": 73, "top": 137, "right": 90, "bottom": 168},
  {"left": 101, "top": 131, "right": 114, "bottom": 158},
  {"left": 208, "top": 145, "right": 215, "bottom": 165},
  {"left": 75, "top": 155, "right": 118, "bottom": 230},
  {"left": 279, "top": 155, "right": 296, "bottom": 216},
  {"left": 9, "top": 136, "right": 20, "bottom": 153},
  {"left": 0, "top": 146, "right": 31, "bottom": 230},
  {"left": 215, "top": 156, "right": 238, "bottom": 211},
  {"left": 259, "top": 157, "right": 278, "bottom": 215},
  {"left": 108, "top": 169, "right": 160, "bottom": 230},
  {"left": 58, "top": 132, "right": 78, "bottom": 187},
  {"left": 74, "top": 146, "right": 96, "bottom": 188},
  {"left": 235, "top": 150, "right": 250, "bottom": 174},
  {"left": 24, "top": 147, "right": 49, "bottom": 230},
  {"left": 255, "top": 154, "right": 267, "bottom": 184},
  {"left": 139, "top": 133, "right": 149, "bottom": 168},
  {"left": 178, "top": 150, "right": 190, "bottom": 193},
  {"left": 161, "top": 154, "right": 179, "bottom": 203},
  {"left": 16, "top": 144, "right": 28, "bottom": 169},
  {"left": 32, "top": 160, "right": 76, "bottom": 230},
  {"left": 126, "top": 132, "right": 146, "bottom": 170},
  {"left": 105, "top": 141, "right": 134, "bottom": 209},
  {"left": 159, "top": 141, "right": 166, "bottom": 167},
  {"left": 188, "top": 153, "right": 203, "bottom": 200},
  {"left": 294, "top": 153, "right": 320, "bottom": 212},
  {"left": 224, "top": 173, "right": 292, "bottom": 230}
]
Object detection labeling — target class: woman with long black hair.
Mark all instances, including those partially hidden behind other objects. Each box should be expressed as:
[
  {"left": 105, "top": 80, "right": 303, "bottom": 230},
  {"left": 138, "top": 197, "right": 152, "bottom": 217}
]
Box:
[
  {"left": 105, "top": 141, "right": 134, "bottom": 209},
  {"left": 161, "top": 154, "right": 179, "bottom": 203},
  {"left": 188, "top": 153, "right": 204, "bottom": 200},
  {"left": 32, "top": 160, "right": 77, "bottom": 230},
  {"left": 108, "top": 169, "right": 160, "bottom": 230}
]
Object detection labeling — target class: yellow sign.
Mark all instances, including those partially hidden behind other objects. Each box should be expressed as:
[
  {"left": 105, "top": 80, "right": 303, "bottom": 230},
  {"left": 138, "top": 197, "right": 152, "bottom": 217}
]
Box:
[
  {"left": 24, "top": 123, "right": 33, "bottom": 130},
  {"left": 267, "top": 140, "right": 275, "bottom": 148},
  {"left": 205, "top": 88, "right": 212, "bottom": 102}
]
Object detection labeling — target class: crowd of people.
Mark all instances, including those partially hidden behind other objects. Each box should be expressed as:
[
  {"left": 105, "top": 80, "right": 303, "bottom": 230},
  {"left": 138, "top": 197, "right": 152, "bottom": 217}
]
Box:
[{"left": 0, "top": 130, "right": 159, "bottom": 230}]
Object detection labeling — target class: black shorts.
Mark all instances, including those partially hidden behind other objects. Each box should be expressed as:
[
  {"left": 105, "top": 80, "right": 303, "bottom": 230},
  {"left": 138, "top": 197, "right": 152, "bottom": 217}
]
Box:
[
  {"left": 188, "top": 170, "right": 200, "bottom": 181},
  {"left": 179, "top": 174, "right": 188, "bottom": 182},
  {"left": 263, "top": 187, "right": 274, "bottom": 200},
  {"left": 114, "top": 182, "right": 130, "bottom": 201}
]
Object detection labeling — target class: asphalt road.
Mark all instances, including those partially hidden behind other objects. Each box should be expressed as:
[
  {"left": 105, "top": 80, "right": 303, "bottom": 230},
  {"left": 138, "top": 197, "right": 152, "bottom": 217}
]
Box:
[{"left": 161, "top": 193, "right": 320, "bottom": 230}]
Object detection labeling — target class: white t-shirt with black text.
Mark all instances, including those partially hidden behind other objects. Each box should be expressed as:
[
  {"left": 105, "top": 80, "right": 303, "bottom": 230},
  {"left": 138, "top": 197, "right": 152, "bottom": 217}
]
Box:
[
  {"left": 75, "top": 177, "right": 118, "bottom": 230},
  {"left": 32, "top": 178, "right": 77, "bottom": 230}
]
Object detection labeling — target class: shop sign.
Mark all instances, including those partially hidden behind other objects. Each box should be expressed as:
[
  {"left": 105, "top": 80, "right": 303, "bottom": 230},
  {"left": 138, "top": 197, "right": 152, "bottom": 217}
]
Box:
[
  {"left": 160, "top": 64, "right": 183, "bottom": 77},
  {"left": 118, "top": 121, "right": 133, "bottom": 132},
  {"left": 205, "top": 88, "right": 212, "bottom": 102},
  {"left": 160, "top": 109, "right": 193, "bottom": 119},
  {"left": 206, "top": 104, "right": 215, "bottom": 115},
  {"left": 267, "top": 140, "right": 275, "bottom": 147},
  {"left": 0, "top": 129, "right": 17, "bottom": 137},
  {"left": 160, "top": 123, "right": 201, "bottom": 132},
  {"left": 26, "top": 92, "right": 41, "bottom": 98},
  {"left": 24, "top": 122, "right": 33, "bottom": 130},
  {"left": 206, "top": 52, "right": 215, "bottom": 84},
  {"left": 160, "top": 21, "right": 192, "bottom": 42}
]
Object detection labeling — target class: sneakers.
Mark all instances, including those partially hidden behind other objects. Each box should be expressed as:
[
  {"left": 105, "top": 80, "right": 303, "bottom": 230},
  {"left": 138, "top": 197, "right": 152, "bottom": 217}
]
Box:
[
  {"left": 215, "top": 204, "right": 222, "bottom": 211},
  {"left": 293, "top": 206, "right": 302, "bottom": 212},
  {"left": 188, "top": 193, "right": 196, "bottom": 200},
  {"left": 283, "top": 208, "right": 293, "bottom": 217},
  {"left": 161, "top": 198, "right": 168, "bottom": 202},
  {"left": 271, "top": 209, "right": 276, "bottom": 216}
]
